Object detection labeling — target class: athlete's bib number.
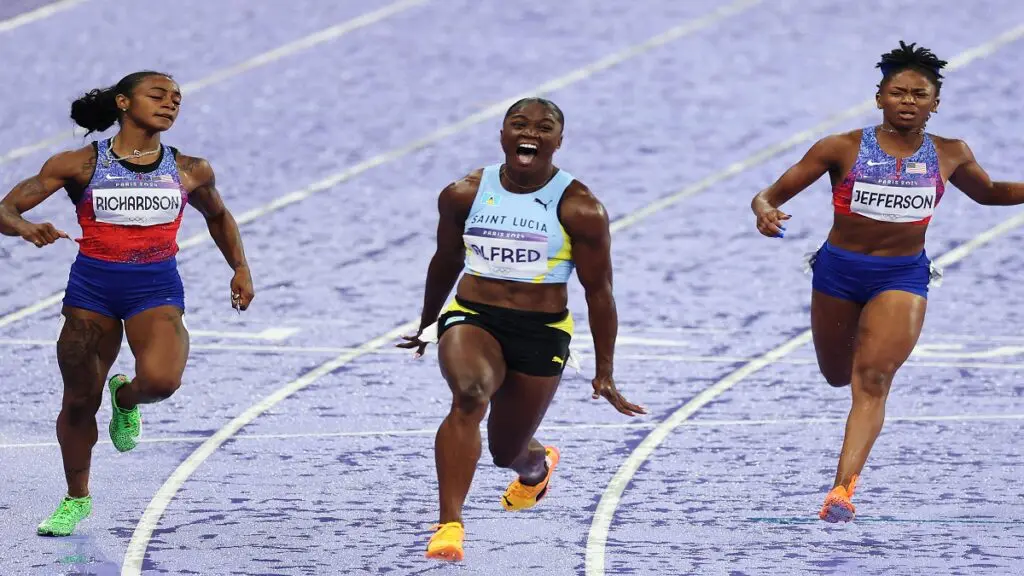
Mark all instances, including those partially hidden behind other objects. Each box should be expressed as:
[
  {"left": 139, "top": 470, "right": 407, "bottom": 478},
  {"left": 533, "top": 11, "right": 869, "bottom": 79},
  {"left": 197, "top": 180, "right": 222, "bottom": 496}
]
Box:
[
  {"left": 92, "top": 187, "right": 183, "bottom": 226},
  {"left": 464, "top": 227, "right": 548, "bottom": 280},
  {"left": 851, "top": 181, "right": 936, "bottom": 223}
]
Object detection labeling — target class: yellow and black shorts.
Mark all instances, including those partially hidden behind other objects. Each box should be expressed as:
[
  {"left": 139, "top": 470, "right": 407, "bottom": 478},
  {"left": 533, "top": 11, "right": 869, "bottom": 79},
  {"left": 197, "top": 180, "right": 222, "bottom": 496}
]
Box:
[{"left": 437, "top": 296, "right": 573, "bottom": 377}]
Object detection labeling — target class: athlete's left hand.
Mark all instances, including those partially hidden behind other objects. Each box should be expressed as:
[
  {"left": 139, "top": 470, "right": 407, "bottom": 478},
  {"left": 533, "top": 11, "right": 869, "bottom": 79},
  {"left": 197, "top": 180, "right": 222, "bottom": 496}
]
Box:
[
  {"left": 592, "top": 375, "right": 647, "bottom": 417},
  {"left": 230, "top": 265, "right": 254, "bottom": 312}
]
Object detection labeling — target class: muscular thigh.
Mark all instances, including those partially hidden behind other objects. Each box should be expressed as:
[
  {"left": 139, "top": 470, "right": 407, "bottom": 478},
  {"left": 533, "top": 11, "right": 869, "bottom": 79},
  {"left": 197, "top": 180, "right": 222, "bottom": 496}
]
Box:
[
  {"left": 811, "top": 290, "right": 863, "bottom": 385},
  {"left": 437, "top": 323, "right": 506, "bottom": 400},
  {"left": 57, "top": 306, "right": 123, "bottom": 393},
  {"left": 853, "top": 290, "right": 927, "bottom": 373},
  {"left": 124, "top": 305, "right": 189, "bottom": 378}
]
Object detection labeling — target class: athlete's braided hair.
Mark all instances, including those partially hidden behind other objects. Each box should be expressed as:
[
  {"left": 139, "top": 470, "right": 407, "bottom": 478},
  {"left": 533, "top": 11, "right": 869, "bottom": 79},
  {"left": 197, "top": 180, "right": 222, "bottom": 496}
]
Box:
[
  {"left": 876, "top": 41, "right": 948, "bottom": 94},
  {"left": 504, "top": 97, "right": 565, "bottom": 128},
  {"left": 70, "top": 71, "right": 172, "bottom": 135}
]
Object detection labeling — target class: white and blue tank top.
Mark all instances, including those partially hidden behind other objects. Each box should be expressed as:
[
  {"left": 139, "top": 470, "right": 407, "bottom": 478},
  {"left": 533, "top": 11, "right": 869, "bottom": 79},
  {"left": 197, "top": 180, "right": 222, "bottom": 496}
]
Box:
[{"left": 462, "top": 164, "right": 575, "bottom": 284}]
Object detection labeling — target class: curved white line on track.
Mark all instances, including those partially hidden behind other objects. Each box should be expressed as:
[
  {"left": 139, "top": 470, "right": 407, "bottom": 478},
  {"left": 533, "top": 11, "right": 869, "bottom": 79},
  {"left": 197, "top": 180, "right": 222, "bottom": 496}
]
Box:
[{"left": 0, "top": 0, "right": 86, "bottom": 33}]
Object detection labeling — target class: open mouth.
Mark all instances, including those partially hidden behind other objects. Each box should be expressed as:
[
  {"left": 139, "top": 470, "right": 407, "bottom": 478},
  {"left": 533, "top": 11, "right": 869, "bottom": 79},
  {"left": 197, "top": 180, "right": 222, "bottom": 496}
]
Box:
[
  {"left": 897, "top": 110, "right": 916, "bottom": 120},
  {"left": 516, "top": 142, "right": 538, "bottom": 165},
  {"left": 155, "top": 113, "right": 174, "bottom": 121}
]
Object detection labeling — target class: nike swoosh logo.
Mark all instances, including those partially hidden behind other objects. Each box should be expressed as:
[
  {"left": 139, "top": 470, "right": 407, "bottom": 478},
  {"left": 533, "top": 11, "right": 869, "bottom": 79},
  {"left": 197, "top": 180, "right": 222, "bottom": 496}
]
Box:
[{"left": 866, "top": 160, "right": 888, "bottom": 166}]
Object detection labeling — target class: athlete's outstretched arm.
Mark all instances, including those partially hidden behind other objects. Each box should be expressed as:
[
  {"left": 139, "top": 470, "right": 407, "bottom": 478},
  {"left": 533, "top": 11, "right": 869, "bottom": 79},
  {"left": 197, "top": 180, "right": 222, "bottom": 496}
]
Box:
[
  {"left": 399, "top": 174, "right": 478, "bottom": 355},
  {"left": 0, "top": 152, "right": 79, "bottom": 245},
  {"left": 751, "top": 135, "right": 843, "bottom": 237},
  {"left": 180, "top": 155, "right": 254, "bottom": 310},
  {"left": 561, "top": 183, "right": 645, "bottom": 417},
  {"left": 948, "top": 140, "right": 1024, "bottom": 205}
]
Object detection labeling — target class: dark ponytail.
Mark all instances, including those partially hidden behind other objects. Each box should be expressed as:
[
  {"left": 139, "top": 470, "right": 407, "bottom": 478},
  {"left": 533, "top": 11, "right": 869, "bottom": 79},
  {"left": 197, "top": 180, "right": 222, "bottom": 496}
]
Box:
[{"left": 69, "top": 70, "right": 173, "bottom": 135}]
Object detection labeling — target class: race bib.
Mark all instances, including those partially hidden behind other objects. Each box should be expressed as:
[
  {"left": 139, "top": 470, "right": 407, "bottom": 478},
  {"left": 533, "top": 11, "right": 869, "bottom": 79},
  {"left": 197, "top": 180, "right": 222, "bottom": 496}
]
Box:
[
  {"left": 464, "top": 227, "right": 548, "bottom": 280},
  {"left": 851, "top": 181, "right": 936, "bottom": 223},
  {"left": 92, "top": 185, "right": 183, "bottom": 226}
]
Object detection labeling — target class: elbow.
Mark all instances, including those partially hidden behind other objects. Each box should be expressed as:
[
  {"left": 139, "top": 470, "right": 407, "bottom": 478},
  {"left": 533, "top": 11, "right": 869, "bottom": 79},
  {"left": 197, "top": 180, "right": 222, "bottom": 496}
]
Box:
[
  {"left": 970, "top": 194, "right": 996, "bottom": 206},
  {"left": 204, "top": 209, "right": 229, "bottom": 227},
  {"left": 584, "top": 281, "right": 614, "bottom": 304},
  {"left": 430, "top": 250, "right": 465, "bottom": 274}
]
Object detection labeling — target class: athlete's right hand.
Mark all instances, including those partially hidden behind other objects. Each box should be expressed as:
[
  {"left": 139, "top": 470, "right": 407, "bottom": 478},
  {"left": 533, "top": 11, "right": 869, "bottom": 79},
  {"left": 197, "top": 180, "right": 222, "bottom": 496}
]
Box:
[
  {"left": 19, "top": 222, "right": 69, "bottom": 247},
  {"left": 396, "top": 329, "right": 429, "bottom": 358},
  {"left": 754, "top": 205, "right": 791, "bottom": 238}
]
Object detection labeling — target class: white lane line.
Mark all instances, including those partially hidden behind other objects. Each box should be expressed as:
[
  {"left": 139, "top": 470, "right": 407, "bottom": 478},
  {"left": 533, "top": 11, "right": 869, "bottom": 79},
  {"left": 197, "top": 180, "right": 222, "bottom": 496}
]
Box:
[
  {"left": 4, "top": 412, "right": 1019, "bottom": 450},
  {"left": 120, "top": 321, "right": 417, "bottom": 574},
  {"left": 0, "top": 0, "right": 86, "bottom": 33},
  {"left": 10, "top": 338, "right": 1024, "bottom": 370}
]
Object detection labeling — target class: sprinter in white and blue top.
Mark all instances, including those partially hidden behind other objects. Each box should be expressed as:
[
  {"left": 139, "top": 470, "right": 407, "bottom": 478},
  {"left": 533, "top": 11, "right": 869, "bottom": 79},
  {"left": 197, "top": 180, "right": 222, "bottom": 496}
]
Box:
[{"left": 400, "top": 98, "right": 646, "bottom": 562}]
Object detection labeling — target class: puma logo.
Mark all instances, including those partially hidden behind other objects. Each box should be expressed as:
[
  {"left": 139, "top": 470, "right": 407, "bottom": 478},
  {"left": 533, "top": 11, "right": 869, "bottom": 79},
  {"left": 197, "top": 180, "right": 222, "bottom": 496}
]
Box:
[{"left": 534, "top": 198, "right": 552, "bottom": 211}]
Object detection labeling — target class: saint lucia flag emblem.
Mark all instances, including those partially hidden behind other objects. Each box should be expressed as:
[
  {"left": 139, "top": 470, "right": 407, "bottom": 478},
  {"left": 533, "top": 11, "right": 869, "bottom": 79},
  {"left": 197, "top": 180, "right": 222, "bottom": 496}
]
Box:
[{"left": 482, "top": 191, "right": 501, "bottom": 206}]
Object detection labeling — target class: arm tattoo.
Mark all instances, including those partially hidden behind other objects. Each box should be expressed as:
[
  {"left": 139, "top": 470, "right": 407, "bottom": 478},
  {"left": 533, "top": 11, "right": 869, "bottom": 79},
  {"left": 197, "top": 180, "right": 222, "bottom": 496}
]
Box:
[
  {"left": 20, "top": 177, "right": 47, "bottom": 201},
  {"left": 179, "top": 156, "right": 202, "bottom": 176},
  {"left": 79, "top": 155, "right": 97, "bottom": 183}
]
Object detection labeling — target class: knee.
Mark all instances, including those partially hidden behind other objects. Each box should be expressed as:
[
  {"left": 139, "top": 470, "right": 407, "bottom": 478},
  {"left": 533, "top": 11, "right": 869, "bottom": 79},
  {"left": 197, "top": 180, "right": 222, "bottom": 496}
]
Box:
[
  {"left": 817, "top": 356, "right": 852, "bottom": 387},
  {"left": 822, "top": 370, "right": 851, "bottom": 388},
  {"left": 61, "top": 391, "right": 102, "bottom": 424},
  {"left": 450, "top": 377, "right": 494, "bottom": 419},
  {"left": 490, "top": 446, "right": 525, "bottom": 469},
  {"left": 139, "top": 374, "right": 183, "bottom": 401},
  {"left": 488, "top": 438, "right": 521, "bottom": 469},
  {"left": 852, "top": 363, "right": 895, "bottom": 399}
]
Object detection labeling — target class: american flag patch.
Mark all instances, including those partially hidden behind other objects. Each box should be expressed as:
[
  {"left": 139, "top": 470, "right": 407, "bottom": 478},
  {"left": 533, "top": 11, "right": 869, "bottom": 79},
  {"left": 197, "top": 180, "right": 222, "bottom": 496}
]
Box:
[{"left": 906, "top": 161, "right": 927, "bottom": 175}]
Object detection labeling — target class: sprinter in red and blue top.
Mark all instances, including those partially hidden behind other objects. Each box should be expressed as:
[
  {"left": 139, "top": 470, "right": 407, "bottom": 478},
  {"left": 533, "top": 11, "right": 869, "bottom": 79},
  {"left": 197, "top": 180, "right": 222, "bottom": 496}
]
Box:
[
  {"left": 0, "top": 71, "right": 254, "bottom": 537},
  {"left": 751, "top": 42, "right": 1024, "bottom": 524}
]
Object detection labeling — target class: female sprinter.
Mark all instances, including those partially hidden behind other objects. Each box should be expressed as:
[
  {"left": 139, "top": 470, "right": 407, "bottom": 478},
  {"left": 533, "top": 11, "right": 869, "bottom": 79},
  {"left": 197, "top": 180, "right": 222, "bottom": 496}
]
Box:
[
  {"left": 399, "top": 97, "right": 646, "bottom": 561},
  {"left": 751, "top": 42, "right": 1024, "bottom": 523},
  {"left": 0, "top": 71, "right": 254, "bottom": 536}
]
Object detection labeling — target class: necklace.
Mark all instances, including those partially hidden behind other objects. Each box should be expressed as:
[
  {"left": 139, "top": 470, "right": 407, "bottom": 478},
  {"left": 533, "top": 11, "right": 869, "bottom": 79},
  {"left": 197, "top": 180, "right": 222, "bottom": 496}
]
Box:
[
  {"left": 500, "top": 164, "right": 554, "bottom": 192},
  {"left": 106, "top": 136, "right": 160, "bottom": 163},
  {"left": 879, "top": 124, "right": 924, "bottom": 136}
]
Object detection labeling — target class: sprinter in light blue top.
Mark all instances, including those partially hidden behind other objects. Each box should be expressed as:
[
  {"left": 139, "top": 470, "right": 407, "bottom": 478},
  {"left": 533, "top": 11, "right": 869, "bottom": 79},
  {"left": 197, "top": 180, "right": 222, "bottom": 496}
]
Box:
[
  {"left": 462, "top": 163, "right": 574, "bottom": 284},
  {"left": 400, "top": 97, "right": 645, "bottom": 562}
]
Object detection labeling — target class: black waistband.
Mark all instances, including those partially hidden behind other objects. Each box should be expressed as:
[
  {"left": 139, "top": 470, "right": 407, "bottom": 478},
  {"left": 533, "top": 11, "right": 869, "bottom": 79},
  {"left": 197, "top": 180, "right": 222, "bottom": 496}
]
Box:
[{"left": 454, "top": 296, "right": 567, "bottom": 324}]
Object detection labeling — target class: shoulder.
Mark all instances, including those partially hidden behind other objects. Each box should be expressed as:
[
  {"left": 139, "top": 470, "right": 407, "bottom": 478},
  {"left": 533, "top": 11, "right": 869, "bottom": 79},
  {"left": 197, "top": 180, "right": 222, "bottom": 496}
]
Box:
[
  {"left": 44, "top": 143, "right": 95, "bottom": 172},
  {"left": 174, "top": 151, "right": 215, "bottom": 190},
  {"left": 438, "top": 168, "right": 484, "bottom": 213},
  {"left": 929, "top": 134, "right": 973, "bottom": 160},
  {"left": 784, "top": 130, "right": 860, "bottom": 170},
  {"left": 559, "top": 178, "right": 609, "bottom": 235},
  {"left": 40, "top": 143, "right": 97, "bottom": 183},
  {"left": 813, "top": 130, "right": 861, "bottom": 156}
]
